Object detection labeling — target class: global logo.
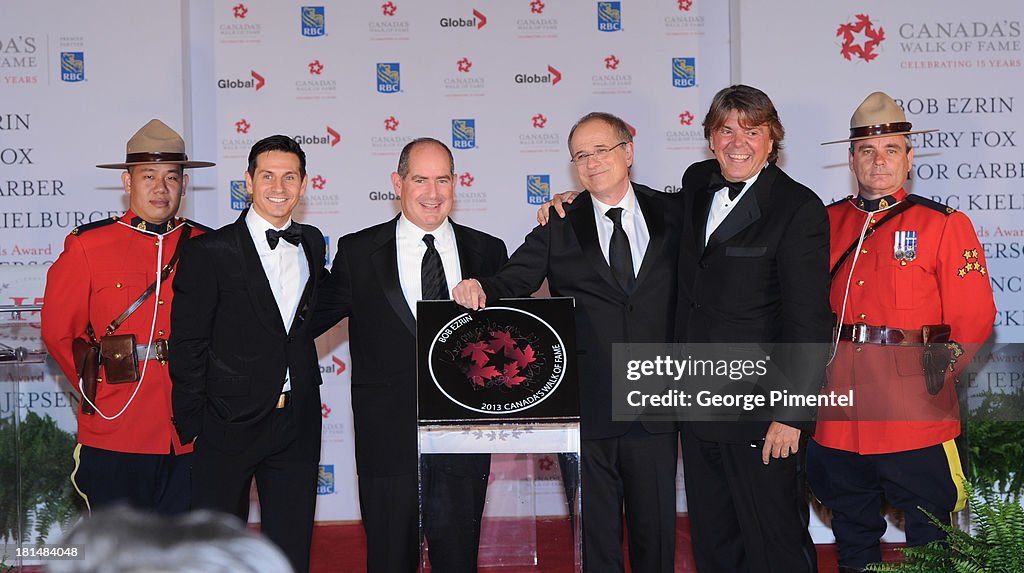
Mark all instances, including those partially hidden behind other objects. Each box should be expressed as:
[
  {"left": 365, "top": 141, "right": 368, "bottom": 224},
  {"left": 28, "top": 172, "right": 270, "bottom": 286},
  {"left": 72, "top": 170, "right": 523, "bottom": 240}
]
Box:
[
  {"left": 672, "top": 57, "right": 696, "bottom": 87},
  {"left": 837, "top": 14, "right": 885, "bottom": 62},
  {"left": 301, "top": 6, "right": 326, "bottom": 37},
  {"left": 426, "top": 306, "right": 567, "bottom": 415},
  {"left": 218, "top": 70, "right": 265, "bottom": 90},
  {"left": 526, "top": 174, "right": 550, "bottom": 205},
  {"left": 452, "top": 119, "right": 476, "bottom": 149},
  {"left": 377, "top": 62, "right": 400, "bottom": 93},
  {"left": 60, "top": 52, "right": 84, "bottom": 82},
  {"left": 441, "top": 9, "right": 487, "bottom": 29},
  {"left": 317, "top": 465, "right": 335, "bottom": 495},
  {"left": 515, "top": 65, "right": 562, "bottom": 85},
  {"left": 229, "top": 180, "right": 249, "bottom": 211},
  {"left": 293, "top": 126, "right": 341, "bottom": 147},
  {"left": 597, "top": 2, "right": 622, "bottom": 32}
]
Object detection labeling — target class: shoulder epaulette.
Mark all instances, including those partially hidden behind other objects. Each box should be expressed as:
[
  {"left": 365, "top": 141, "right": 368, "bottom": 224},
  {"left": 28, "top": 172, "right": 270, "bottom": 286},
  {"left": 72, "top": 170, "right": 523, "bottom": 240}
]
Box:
[
  {"left": 827, "top": 195, "right": 853, "bottom": 208},
  {"left": 906, "top": 194, "right": 956, "bottom": 215},
  {"left": 182, "top": 218, "right": 215, "bottom": 233},
  {"left": 70, "top": 215, "right": 119, "bottom": 236}
]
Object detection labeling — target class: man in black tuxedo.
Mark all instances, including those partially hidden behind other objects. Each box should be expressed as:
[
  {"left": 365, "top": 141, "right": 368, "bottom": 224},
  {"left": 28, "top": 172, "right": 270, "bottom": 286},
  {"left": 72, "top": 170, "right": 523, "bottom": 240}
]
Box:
[
  {"left": 169, "top": 135, "right": 327, "bottom": 573},
  {"left": 675, "top": 85, "right": 832, "bottom": 573},
  {"left": 454, "top": 112, "right": 681, "bottom": 572},
  {"left": 312, "top": 138, "right": 507, "bottom": 572}
]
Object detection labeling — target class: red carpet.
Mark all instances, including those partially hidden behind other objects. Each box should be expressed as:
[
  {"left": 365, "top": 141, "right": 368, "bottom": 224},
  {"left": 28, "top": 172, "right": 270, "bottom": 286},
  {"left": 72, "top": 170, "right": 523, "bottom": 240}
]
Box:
[{"left": 310, "top": 516, "right": 906, "bottom": 572}]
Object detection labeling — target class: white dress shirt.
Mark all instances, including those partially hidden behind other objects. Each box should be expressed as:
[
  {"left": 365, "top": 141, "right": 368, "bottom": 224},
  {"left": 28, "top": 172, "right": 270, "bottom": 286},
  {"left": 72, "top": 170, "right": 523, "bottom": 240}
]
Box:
[
  {"left": 396, "top": 215, "right": 462, "bottom": 318},
  {"left": 591, "top": 184, "right": 650, "bottom": 277},
  {"left": 245, "top": 208, "right": 309, "bottom": 393},
  {"left": 704, "top": 165, "right": 765, "bottom": 246}
]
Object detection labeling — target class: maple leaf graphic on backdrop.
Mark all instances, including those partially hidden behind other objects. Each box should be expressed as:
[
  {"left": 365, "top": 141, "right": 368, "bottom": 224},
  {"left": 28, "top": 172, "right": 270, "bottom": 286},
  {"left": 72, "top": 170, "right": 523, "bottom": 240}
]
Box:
[{"left": 461, "top": 341, "right": 493, "bottom": 366}]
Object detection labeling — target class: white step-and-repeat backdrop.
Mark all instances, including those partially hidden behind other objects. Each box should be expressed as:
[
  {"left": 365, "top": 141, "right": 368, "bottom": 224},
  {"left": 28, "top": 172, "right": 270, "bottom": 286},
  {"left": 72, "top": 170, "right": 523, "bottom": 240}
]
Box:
[{"left": 3, "top": 0, "right": 1020, "bottom": 535}]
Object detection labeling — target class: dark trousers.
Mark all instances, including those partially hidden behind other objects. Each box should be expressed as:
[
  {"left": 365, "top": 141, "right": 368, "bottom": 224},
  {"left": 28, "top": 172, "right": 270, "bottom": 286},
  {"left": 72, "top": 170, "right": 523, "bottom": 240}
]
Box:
[
  {"left": 72, "top": 444, "right": 191, "bottom": 515},
  {"left": 191, "top": 408, "right": 319, "bottom": 573},
  {"left": 681, "top": 427, "right": 817, "bottom": 573},
  {"left": 358, "top": 454, "right": 490, "bottom": 573},
  {"left": 807, "top": 440, "right": 961, "bottom": 569},
  {"left": 582, "top": 427, "right": 678, "bottom": 573}
]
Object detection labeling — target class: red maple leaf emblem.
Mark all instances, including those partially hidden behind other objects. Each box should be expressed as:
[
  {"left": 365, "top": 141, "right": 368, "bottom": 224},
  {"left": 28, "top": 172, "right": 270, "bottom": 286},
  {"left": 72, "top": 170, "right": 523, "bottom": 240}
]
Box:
[
  {"left": 235, "top": 119, "right": 250, "bottom": 134},
  {"left": 384, "top": 116, "right": 399, "bottom": 131},
  {"left": 308, "top": 60, "right": 324, "bottom": 75},
  {"left": 381, "top": 1, "right": 397, "bottom": 16},
  {"left": 467, "top": 362, "right": 501, "bottom": 387},
  {"left": 532, "top": 113, "right": 547, "bottom": 129},
  {"left": 604, "top": 54, "right": 620, "bottom": 70},
  {"left": 530, "top": 0, "right": 545, "bottom": 14},
  {"left": 321, "top": 403, "right": 331, "bottom": 418},
  {"left": 500, "top": 363, "right": 527, "bottom": 388},
  {"left": 461, "top": 341, "right": 493, "bottom": 366},
  {"left": 679, "top": 111, "right": 694, "bottom": 126},
  {"left": 677, "top": 0, "right": 692, "bottom": 11},
  {"left": 538, "top": 456, "right": 554, "bottom": 471},
  {"left": 233, "top": 3, "right": 248, "bottom": 18},
  {"left": 311, "top": 175, "right": 326, "bottom": 190},
  {"left": 459, "top": 172, "right": 474, "bottom": 187},
  {"left": 836, "top": 14, "right": 886, "bottom": 62},
  {"left": 457, "top": 57, "right": 473, "bottom": 73},
  {"left": 487, "top": 330, "right": 517, "bottom": 354},
  {"left": 506, "top": 344, "right": 536, "bottom": 369}
]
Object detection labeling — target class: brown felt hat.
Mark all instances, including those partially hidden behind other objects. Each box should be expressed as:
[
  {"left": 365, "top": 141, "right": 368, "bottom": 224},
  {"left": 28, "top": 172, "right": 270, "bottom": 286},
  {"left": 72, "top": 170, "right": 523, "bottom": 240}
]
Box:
[
  {"left": 821, "top": 91, "right": 938, "bottom": 145},
  {"left": 96, "top": 119, "right": 215, "bottom": 169}
]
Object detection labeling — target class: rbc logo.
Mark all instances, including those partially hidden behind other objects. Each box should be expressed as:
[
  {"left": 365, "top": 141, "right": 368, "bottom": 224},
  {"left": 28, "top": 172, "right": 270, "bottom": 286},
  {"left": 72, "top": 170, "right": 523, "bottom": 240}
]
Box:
[
  {"left": 672, "top": 57, "right": 696, "bottom": 88},
  {"left": 526, "top": 175, "right": 551, "bottom": 205},
  {"left": 597, "top": 2, "right": 621, "bottom": 32},
  {"left": 377, "top": 63, "right": 400, "bottom": 93},
  {"left": 317, "top": 465, "right": 335, "bottom": 495},
  {"left": 60, "top": 52, "right": 85, "bottom": 82},
  {"left": 301, "top": 6, "right": 326, "bottom": 37},
  {"left": 229, "top": 180, "right": 250, "bottom": 211},
  {"left": 452, "top": 119, "right": 476, "bottom": 149}
]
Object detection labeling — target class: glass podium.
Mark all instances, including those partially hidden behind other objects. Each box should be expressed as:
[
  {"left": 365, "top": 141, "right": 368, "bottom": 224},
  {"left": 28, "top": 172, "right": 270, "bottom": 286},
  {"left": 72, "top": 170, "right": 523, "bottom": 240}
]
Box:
[{"left": 417, "top": 298, "right": 581, "bottom": 571}]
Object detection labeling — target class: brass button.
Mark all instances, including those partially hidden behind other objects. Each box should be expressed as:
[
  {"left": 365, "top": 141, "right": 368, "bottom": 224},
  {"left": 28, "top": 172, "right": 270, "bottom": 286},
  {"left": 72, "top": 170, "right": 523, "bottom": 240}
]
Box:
[
  {"left": 855, "top": 347, "right": 862, "bottom": 353},
  {"left": 158, "top": 330, "right": 165, "bottom": 336},
  {"left": 158, "top": 299, "right": 165, "bottom": 306},
  {"left": 900, "top": 260, "right": 907, "bottom": 266},
  {"left": 870, "top": 218, "right": 877, "bottom": 224},
  {"left": 856, "top": 280, "right": 865, "bottom": 286},
  {"left": 154, "top": 240, "right": 160, "bottom": 246},
  {"left": 861, "top": 249, "right": 868, "bottom": 254},
  {"left": 858, "top": 313, "right": 866, "bottom": 319},
  {"left": 116, "top": 282, "right": 122, "bottom": 288}
]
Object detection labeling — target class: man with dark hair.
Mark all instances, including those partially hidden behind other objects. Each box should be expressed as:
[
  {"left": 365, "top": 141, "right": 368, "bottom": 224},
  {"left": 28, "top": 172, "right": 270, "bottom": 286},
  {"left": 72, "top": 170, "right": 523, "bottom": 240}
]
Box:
[
  {"left": 674, "top": 84, "right": 832, "bottom": 573},
  {"left": 810, "top": 92, "right": 996, "bottom": 573},
  {"left": 170, "top": 135, "right": 328, "bottom": 572},
  {"left": 42, "top": 119, "right": 213, "bottom": 515},
  {"left": 454, "top": 112, "right": 681, "bottom": 572},
  {"left": 313, "top": 137, "right": 507, "bottom": 572}
]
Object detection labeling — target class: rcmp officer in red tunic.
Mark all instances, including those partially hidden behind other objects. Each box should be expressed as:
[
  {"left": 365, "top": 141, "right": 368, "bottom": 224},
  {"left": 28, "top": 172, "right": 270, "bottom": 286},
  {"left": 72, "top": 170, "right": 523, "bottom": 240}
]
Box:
[
  {"left": 41, "top": 119, "right": 214, "bottom": 514},
  {"left": 808, "top": 93, "right": 997, "bottom": 572}
]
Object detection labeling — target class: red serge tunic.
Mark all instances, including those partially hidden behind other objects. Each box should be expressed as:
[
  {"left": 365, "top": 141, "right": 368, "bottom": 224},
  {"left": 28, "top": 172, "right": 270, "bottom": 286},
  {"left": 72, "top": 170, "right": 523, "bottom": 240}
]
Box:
[
  {"left": 42, "top": 212, "right": 204, "bottom": 455},
  {"left": 815, "top": 189, "right": 995, "bottom": 454}
]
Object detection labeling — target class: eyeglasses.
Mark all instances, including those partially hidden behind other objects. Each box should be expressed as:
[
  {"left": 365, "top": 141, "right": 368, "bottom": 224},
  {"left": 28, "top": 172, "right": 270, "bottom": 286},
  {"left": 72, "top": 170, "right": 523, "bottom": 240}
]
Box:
[{"left": 570, "top": 141, "right": 627, "bottom": 165}]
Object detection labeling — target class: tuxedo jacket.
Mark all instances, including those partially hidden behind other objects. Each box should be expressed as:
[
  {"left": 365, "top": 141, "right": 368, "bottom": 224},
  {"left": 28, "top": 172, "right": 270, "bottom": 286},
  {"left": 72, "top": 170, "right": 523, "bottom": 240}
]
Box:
[
  {"left": 478, "top": 183, "right": 681, "bottom": 441},
  {"left": 675, "top": 159, "right": 833, "bottom": 443},
  {"left": 169, "top": 210, "right": 328, "bottom": 459},
  {"left": 311, "top": 216, "right": 508, "bottom": 477}
]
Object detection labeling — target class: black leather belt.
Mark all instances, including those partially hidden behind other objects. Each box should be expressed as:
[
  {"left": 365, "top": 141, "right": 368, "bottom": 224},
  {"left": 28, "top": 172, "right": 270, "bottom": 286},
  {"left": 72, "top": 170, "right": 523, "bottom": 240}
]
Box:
[
  {"left": 838, "top": 323, "right": 950, "bottom": 345},
  {"left": 275, "top": 391, "right": 292, "bottom": 409}
]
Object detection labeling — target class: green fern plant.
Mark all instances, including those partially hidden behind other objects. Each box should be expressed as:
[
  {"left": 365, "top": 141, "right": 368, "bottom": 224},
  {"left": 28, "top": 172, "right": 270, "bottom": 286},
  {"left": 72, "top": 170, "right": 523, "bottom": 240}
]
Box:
[{"left": 865, "top": 483, "right": 1024, "bottom": 572}]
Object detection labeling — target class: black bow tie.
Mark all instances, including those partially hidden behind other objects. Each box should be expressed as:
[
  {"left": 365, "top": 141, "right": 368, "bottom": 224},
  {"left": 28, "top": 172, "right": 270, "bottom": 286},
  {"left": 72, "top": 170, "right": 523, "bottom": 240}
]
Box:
[
  {"left": 266, "top": 225, "right": 302, "bottom": 249},
  {"left": 706, "top": 172, "right": 746, "bottom": 200}
]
